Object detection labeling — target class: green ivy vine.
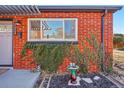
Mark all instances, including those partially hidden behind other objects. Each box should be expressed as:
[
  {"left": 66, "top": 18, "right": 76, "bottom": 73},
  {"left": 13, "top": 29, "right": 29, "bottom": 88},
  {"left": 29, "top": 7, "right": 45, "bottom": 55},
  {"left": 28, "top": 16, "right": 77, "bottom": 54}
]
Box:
[{"left": 21, "top": 42, "right": 74, "bottom": 73}]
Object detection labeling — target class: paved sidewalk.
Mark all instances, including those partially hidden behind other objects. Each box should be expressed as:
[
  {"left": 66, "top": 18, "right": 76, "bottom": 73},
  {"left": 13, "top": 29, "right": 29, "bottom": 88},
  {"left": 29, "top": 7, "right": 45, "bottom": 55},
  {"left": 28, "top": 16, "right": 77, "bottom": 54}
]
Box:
[
  {"left": 0, "top": 69, "right": 8, "bottom": 75},
  {"left": 0, "top": 69, "right": 40, "bottom": 88}
]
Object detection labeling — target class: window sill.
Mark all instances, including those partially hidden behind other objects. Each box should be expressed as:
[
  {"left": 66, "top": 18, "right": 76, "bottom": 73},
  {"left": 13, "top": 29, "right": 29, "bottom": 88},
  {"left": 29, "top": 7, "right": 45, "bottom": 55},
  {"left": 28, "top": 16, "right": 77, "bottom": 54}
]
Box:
[{"left": 27, "top": 41, "right": 78, "bottom": 44}]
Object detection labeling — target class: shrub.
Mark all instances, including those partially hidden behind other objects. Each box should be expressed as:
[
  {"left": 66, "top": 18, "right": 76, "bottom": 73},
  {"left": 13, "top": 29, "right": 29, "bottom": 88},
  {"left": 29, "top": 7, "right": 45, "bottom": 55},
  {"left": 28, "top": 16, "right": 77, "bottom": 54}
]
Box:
[
  {"left": 21, "top": 43, "right": 71, "bottom": 73},
  {"left": 113, "top": 36, "right": 124, "bottom": 48},
  {"left": 81, "top": 32, "right": 113, "bottom": 73}
]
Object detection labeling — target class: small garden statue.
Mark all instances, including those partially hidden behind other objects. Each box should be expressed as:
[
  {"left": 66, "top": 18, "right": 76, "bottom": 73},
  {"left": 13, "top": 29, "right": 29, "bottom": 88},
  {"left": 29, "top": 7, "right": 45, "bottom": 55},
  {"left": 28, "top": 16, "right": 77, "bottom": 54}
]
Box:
[{"left": 68, "top": 63, "right": 79, "bottom": 84}]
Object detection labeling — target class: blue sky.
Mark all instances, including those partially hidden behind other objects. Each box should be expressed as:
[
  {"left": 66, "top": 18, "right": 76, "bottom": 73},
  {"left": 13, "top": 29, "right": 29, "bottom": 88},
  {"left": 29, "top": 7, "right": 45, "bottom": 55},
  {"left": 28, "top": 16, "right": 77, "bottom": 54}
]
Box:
[
  {"left": 44, "top": 21, "right": 63, "bottom": 35},
  {"left": 113, "top": 6, "right": 124, "bottom": 34}
]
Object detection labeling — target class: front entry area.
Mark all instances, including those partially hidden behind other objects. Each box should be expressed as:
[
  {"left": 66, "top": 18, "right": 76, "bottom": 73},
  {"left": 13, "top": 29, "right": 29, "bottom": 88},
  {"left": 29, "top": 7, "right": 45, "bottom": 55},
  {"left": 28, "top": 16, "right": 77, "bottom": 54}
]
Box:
[{"left": 0, "top": 21, "right": 13, "bottom": 66}]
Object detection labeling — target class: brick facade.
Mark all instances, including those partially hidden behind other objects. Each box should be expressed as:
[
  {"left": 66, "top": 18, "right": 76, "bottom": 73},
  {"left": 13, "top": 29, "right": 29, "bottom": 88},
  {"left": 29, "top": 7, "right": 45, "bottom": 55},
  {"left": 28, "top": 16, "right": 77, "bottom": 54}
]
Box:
[{"left": 0, "top": 11, "right": 113, "bottom": 73}]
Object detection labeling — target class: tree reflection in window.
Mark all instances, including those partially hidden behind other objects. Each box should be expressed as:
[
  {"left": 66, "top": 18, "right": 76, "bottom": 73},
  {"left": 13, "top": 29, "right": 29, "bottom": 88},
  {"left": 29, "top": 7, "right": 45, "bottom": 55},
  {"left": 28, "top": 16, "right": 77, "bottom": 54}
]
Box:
[{"left": 42, "top": 20, "right": 63, "bottom": 39}]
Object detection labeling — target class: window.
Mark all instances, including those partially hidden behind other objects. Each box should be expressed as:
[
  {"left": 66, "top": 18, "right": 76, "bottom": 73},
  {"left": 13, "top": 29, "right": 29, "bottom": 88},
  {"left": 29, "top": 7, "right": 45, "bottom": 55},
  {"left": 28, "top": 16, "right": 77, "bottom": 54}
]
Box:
[
  {"left": 28, "top": 18, "right": 78, "bottom": 41},
  {"left": 29, "top": 20, "right": 41, "bottom": 39}
]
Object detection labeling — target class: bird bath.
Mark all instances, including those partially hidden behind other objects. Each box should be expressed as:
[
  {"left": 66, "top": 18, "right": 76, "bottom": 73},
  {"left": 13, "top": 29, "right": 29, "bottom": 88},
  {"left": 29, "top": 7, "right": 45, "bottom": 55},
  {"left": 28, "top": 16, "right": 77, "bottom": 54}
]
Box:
[{"left": 68, "top": 63, "right": 80, "bottom": 86}]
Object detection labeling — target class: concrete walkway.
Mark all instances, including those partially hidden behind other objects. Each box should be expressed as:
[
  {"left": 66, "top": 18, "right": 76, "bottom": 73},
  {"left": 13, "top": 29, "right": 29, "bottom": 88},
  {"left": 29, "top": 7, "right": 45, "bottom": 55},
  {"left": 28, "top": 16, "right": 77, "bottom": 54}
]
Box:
[
  {"left": 0, "top": 69, "right": 8, "bottom": 75},
  {"left": 0, "top": 69, "right": 40, "bottom": 88}
]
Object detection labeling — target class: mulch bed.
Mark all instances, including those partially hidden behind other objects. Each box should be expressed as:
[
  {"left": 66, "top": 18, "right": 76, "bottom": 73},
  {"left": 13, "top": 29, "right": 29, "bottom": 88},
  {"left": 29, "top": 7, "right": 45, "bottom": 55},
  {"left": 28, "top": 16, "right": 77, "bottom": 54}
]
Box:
[{"left": 49, "top": 73, "right": 118, "bottom": 88}]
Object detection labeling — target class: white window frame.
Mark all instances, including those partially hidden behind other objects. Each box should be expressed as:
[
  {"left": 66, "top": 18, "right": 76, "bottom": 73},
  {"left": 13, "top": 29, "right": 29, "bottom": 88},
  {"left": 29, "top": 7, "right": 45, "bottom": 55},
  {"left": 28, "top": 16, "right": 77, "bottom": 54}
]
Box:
[{"left": 28, "top": 18, "right": 78, "bottom": 42}]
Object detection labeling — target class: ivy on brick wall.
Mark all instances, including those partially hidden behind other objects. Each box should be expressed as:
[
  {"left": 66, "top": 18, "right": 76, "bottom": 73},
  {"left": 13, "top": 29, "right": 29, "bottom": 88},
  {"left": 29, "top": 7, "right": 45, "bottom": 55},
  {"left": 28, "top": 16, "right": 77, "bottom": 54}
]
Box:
[
  {"left": 81, "top": 32, "right": 113, "bottom": 73},
  {"left": 21, "top": 42, "right": 88, "bottom": 73},
  {"left": 21, "top": 43, "right": 72, "bottom": 73}
]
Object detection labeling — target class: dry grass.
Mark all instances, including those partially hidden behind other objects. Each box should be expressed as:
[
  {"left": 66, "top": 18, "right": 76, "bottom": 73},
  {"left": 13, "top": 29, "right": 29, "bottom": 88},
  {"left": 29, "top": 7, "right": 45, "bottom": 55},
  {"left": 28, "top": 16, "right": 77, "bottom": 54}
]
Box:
[
  {"left": 113, "top": 49, "right": 124, "bottom": 63},
  {"left": 113, "top": 49, "right": 124, "bottom": 75}
]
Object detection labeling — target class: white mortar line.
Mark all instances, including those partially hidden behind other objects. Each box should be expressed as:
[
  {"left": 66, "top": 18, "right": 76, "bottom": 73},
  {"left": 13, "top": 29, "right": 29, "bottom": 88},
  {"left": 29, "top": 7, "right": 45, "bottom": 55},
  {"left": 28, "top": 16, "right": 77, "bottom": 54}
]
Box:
[{"left": 46, "top": 75, "right": 52, "bottom": 88}]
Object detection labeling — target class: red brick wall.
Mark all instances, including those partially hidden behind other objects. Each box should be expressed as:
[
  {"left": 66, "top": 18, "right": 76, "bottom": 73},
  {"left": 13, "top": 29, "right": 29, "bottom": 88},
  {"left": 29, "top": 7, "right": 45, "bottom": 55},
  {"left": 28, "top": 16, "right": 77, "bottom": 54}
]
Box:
[{"left": 0, "top": 11, "right": 113, "bottom": 72}]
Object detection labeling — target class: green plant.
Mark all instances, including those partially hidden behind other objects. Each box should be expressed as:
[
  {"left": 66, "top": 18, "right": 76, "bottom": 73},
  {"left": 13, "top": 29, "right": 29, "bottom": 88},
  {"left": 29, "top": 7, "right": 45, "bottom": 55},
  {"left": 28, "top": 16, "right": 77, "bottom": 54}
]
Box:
[
  {"left": 79, "top": 64, "right": 88, "bottom": 74},
  {"left": 104, "top": 53, "right": 113, "bottom": 73},
  {"left": 81, "top": 32, "right": 113, "bottom": 73},
  {"left": 21, "top": 43, "right": 71, "bottom": 73},
  {"left": 66, "top": 44, "right": 88, "bottom": 74},
  {"left": 113, "top": 36, "right": 124, "bottom": 44},
  {"left": 21, "top": 42, "right": 88, "bottom": 73},
  {"left": 81, "top": 33, "right": 101, "bottom": 70},
  {"left": 113, "top": 36, "right": 124, "bottom": 48}
]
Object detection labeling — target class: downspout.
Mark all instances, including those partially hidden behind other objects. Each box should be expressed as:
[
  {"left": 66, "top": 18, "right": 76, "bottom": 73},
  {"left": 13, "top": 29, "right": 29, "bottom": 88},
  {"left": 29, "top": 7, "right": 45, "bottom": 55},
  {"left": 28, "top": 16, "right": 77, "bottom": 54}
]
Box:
[{"left": 101, "top": 9, "right": 107, "bottom": 71}]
